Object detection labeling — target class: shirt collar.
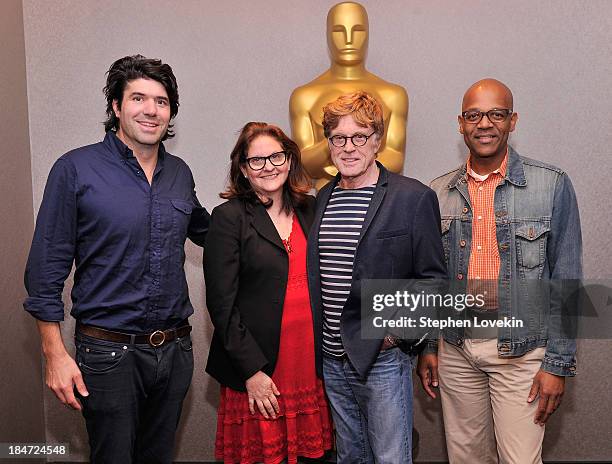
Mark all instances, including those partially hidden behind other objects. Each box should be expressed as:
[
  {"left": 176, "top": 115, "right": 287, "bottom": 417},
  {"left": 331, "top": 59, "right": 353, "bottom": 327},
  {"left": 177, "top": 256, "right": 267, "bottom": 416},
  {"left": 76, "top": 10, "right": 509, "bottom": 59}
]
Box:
[
  {"left": 466, "top": 149, "right": 508, "bottom": 182},
  {"left": 103, "top": 130, "right": 166, "bottom": 165},
  {"left": 104, "top": 131, "right": 132, "bottom": 158},
  {"left": 447, "top": 145, "right": 526, "bottom": 190}
]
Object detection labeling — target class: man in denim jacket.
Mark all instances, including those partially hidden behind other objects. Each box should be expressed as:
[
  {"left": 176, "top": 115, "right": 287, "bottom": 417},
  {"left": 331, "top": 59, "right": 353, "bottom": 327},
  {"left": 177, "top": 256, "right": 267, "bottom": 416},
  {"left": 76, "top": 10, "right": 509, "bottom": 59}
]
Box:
[{"left": 417, "top": 79, "right": 582, "bottom": 463}]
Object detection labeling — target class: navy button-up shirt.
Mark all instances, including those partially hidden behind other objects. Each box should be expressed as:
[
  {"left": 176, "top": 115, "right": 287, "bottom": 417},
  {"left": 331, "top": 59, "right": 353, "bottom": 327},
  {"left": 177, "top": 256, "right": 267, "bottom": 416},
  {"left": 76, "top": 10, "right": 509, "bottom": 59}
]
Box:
[{"left": 24, "top": 131, "right": 210, "bottom": 332}]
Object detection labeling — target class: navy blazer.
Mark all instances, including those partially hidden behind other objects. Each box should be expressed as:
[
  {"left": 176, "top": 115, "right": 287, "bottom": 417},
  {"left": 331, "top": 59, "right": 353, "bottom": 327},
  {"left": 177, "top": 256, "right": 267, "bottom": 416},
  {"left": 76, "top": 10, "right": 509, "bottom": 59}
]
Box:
[
  {"left": 307, "top": 163, "right": 447, "bottom": 378},
  {"left": 204, "top": 196, "right": 315, "bottom": 391}
]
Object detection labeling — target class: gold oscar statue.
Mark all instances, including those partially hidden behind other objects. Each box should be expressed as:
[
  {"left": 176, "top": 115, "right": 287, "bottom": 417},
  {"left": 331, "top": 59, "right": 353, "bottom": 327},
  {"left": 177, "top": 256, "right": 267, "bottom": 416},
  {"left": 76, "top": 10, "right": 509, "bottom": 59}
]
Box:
[{"left": 290, "top": 1, "right": 408, "bottom": 189}]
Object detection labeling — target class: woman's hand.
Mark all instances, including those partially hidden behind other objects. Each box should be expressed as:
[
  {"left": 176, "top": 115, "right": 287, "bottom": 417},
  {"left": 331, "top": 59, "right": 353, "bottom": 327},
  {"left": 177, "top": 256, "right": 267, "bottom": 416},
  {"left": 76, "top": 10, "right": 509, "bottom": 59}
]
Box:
[{"left": 245, "top": 371, "right": 281, "bottom": 419}]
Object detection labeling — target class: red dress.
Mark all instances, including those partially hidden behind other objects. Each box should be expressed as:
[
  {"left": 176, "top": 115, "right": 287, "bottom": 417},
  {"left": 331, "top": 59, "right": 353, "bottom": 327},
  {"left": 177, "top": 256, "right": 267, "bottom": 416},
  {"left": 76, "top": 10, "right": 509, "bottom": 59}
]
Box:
[{"left": 215, "top": 217, "right": 333, "bottom": 464}]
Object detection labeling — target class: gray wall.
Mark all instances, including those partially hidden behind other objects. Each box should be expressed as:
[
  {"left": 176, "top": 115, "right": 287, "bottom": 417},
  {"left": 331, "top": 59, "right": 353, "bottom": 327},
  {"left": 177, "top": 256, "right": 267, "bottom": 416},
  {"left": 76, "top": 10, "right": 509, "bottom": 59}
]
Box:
[
  {"left": 11, "top": 0, "right": 612, "bottom": 461},
  {"left": 0, "top": 0, "right": 45, "bottom": 451}
]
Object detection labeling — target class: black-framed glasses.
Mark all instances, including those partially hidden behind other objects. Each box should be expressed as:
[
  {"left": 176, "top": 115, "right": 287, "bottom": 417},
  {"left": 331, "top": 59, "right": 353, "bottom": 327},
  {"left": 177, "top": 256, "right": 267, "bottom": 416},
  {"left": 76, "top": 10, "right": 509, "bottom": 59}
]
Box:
[
  {"left": 244, "top": 151, "right": 288, "bottom": 171},
  {"left": 461, "top": 109, "right": 513, "bottom": 124},
  {"left": 328, "top": 132, "right": 375, "bottom": 148}
]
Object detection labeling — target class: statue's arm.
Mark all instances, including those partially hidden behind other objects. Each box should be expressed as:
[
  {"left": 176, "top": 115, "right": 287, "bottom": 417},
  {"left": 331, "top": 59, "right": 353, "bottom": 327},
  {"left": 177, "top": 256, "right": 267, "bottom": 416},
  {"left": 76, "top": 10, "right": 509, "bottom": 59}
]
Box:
[
  {"left": 377, "top": 88, "right": 409, "bottom": 174},
  {"left": 289, "top": 90, "right": 330, "bottom": 180}
]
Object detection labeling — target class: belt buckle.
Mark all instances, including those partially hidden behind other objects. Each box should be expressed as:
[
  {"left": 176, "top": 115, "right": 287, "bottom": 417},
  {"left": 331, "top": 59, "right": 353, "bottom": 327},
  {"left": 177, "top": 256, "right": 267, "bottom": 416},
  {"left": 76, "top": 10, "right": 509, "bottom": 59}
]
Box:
[{"left": 149, "top": 330, "right": 166, "bottom": 347}]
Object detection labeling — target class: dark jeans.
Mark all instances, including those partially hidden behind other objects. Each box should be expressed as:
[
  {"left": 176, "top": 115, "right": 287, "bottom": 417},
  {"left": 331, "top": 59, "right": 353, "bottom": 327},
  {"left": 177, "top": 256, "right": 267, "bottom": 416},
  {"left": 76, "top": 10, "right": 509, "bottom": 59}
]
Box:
[{"left": 75, "top": 332, "right": 194, "bottom": 464}]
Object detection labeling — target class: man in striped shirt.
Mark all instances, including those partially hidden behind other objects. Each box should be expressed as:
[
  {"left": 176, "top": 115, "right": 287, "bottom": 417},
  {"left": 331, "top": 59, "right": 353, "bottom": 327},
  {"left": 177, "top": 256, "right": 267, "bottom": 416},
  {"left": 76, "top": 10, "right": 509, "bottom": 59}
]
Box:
[{"left": 307, "top": 91, "right": 446, "bottom": 463}]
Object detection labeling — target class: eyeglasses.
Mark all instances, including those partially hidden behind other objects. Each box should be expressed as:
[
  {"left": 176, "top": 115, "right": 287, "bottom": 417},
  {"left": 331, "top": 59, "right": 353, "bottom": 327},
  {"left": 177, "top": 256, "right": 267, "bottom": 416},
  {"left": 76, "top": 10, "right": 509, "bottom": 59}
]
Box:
[
  {"left": 244, "top": 151, "right": 288, "bottom": 171},
  {"left": 328, "top": 132, "right": 376, "bottom": 148},
  {"left": 461, "top": 109, "right": 513, "bottom": 124}
]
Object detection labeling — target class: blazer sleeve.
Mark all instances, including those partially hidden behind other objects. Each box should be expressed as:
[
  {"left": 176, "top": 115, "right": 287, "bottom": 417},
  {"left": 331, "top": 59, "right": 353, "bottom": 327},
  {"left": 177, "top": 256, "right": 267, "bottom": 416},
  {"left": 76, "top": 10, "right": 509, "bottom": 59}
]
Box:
[
  {"left": 204, "top": 204, "right": 268, "bottom": 381},
  {"left": 411, "top": 188, "right": 448, "bottom": 352},
  {"left": 412, "top": 188, "right": 447, "bottom": 280}
]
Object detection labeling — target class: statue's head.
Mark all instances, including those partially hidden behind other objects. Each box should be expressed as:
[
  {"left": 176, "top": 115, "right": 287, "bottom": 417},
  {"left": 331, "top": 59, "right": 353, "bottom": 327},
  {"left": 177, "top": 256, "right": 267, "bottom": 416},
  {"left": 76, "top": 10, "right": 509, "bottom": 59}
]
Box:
[{"left": 327, "top": 2, "right": 369, "bottom": 65}]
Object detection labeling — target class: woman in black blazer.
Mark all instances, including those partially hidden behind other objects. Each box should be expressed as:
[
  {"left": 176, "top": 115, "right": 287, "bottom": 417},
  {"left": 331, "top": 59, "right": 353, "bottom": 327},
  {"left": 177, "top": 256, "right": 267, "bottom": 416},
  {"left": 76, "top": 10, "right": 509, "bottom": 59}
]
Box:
[{"left": 204, "top": 122, "right": 332, "bottom": 464}]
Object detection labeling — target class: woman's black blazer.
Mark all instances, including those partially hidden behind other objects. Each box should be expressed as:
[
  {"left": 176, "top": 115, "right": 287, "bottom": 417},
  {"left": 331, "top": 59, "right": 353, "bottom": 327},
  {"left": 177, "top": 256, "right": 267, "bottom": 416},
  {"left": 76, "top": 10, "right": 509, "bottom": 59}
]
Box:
[{"left": 204, "top": 196, "right": 315, "bottom": 391}]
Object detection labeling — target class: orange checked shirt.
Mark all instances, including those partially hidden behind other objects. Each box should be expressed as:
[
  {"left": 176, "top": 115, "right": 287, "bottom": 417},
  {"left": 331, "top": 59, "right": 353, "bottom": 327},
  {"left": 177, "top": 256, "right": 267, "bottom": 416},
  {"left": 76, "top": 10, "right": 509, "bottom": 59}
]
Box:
[{"left": 465, "top": 153, "right": 508, "bottom": 309}]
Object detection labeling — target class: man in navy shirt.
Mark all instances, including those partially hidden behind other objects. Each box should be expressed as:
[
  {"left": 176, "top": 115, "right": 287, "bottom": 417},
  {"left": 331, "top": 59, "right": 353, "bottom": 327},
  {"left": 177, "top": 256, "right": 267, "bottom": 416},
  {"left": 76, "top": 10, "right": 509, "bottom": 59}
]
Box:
[{"left": 24, "top": 55, "right": 209, "bottom": 464}]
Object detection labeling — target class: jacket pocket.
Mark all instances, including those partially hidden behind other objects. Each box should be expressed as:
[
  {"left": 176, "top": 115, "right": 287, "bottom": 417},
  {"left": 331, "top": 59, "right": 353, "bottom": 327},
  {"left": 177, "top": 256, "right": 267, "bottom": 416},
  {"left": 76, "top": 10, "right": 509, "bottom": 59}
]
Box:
[
  {"left": 375, "top": 228, "right": 412, "bottom": 277},
  {"left": 515, "top": 221, "right": 550, "bottom": 277},
  {"left": 376, "top": 227, "right": 412, "bottom": 239}
]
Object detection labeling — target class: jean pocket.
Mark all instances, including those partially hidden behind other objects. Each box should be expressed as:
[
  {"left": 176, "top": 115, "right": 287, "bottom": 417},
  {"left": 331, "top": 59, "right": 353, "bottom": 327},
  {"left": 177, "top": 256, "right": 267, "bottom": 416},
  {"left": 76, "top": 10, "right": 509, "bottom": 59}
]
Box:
[
  {"left": 177, "top": 335, "right": 193, "bottom": 352},
  {"left": 76, "top": 340, "right": 129, "bottom": 374},
  {"left": 377, "top": 346, "right": 401, "bottom": 361},
  {"left": 176, "top": 336, "right": 194, "bottom": 374},
  {"left": 515, "top": 221, "right": 550, "bottom": 277}
]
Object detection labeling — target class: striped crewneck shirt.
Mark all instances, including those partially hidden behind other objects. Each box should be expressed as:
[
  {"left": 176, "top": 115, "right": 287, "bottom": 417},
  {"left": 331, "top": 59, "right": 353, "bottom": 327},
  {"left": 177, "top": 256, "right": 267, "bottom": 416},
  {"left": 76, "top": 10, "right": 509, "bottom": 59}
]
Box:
[{"left": 319, "top": 184, "right": 375, "bottom": 357}]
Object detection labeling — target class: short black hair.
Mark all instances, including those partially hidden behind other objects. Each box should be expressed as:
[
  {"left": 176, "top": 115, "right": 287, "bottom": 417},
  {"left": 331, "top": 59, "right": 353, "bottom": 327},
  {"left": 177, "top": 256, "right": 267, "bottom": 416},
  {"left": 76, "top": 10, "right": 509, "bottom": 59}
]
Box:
[{"left": 103, "top": 55, "right": 179, "bottom": 140}]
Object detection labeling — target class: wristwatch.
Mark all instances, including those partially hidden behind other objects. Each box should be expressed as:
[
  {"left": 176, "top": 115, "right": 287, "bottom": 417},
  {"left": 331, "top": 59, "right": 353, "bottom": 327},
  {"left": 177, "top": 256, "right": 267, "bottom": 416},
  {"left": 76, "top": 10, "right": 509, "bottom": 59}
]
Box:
[{"left": 381, "top": 334, "right": 400, "bottom": 350}]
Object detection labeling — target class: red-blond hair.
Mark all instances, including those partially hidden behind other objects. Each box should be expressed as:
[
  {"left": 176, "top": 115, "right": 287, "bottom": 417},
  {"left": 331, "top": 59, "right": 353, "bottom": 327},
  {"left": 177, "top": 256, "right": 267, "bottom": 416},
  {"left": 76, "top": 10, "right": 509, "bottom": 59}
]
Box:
[{"left": 322, "top": 91, "right": 384, "bottom": 138}]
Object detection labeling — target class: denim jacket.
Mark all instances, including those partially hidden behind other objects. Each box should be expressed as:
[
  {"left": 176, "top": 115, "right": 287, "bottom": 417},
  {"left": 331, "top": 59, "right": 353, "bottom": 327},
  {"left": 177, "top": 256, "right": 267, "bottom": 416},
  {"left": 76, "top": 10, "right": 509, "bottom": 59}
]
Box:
[{"left": 427, "top": 146, "right": 582, "bottom": 376}]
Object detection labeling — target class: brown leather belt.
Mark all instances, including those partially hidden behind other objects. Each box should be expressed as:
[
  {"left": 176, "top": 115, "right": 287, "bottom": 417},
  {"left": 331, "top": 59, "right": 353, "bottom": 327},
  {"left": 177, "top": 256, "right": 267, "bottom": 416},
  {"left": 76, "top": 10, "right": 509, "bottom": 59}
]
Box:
[{"left": 77, "top": 323, "right": 192, "bottom": 347}]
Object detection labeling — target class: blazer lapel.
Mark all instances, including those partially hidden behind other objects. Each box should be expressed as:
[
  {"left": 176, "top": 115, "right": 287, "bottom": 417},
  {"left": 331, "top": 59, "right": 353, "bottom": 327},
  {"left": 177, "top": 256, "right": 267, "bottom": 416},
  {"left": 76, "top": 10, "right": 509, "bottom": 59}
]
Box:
[
  {"left": 306, "top": 181, "right": 336, "bottom": 377},
  {"left": 307, "top": 179, "right": 336, "bottom": 268},
  {"left": 295, "top": 198, "right": 315, "bottom": 236},
  {"left": 311, "top": 184, "right": 334, "bottom": 236},
  {"left": 249, "top": 202, "right": 285, "bottom": 251},
  {"left": 356, "top": 162, "right": 388, "bottom": 248}
]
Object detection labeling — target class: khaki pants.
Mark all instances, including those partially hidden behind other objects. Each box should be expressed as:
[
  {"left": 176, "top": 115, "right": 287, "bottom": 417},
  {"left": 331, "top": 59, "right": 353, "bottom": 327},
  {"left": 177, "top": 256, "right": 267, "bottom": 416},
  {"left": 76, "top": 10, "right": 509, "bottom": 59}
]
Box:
[{"left": 438, "top": 338, "right": 546, "bottom": 464}]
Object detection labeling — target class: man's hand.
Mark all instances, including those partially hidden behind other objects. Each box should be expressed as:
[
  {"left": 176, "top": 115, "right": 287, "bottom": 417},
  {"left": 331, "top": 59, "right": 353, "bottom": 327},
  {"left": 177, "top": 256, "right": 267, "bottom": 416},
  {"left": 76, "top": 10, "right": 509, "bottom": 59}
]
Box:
[
  {"left": 45, "top": 351, "right": 88, "bottom": 410},
  {"left": 417, "top": 353, "right": 439, "bottom": 399},
  {"left": 527, "top": 369, "right": 565, "bottom": 426},
  {"left": 36, "top": 321, "right": 88, "bottom": 410},
  {"left": 245, "top": 371, "right": 280, "bottom": 419}
]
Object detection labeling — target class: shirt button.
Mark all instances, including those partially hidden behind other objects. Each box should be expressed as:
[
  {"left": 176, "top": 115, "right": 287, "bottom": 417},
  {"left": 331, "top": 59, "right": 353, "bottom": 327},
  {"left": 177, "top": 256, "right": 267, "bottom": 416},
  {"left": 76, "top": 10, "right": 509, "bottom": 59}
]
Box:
[
  {"left": 460, "top": 240, "right": 466, "bottom": 247},
  {"left": 457, "top": 273, "right": 464, "bottom": 280},
  {"left": 478, "top": 186, "right": 483, "bottom": 191},
  {"left": 477, "top": 245, "right": 482, "bottom": 250},
  {"left": 477, "top": 215, "right": 482, "bottom": 220},
  {"left": 475, "top": 276, "right": 481, "bottom": 280}
]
